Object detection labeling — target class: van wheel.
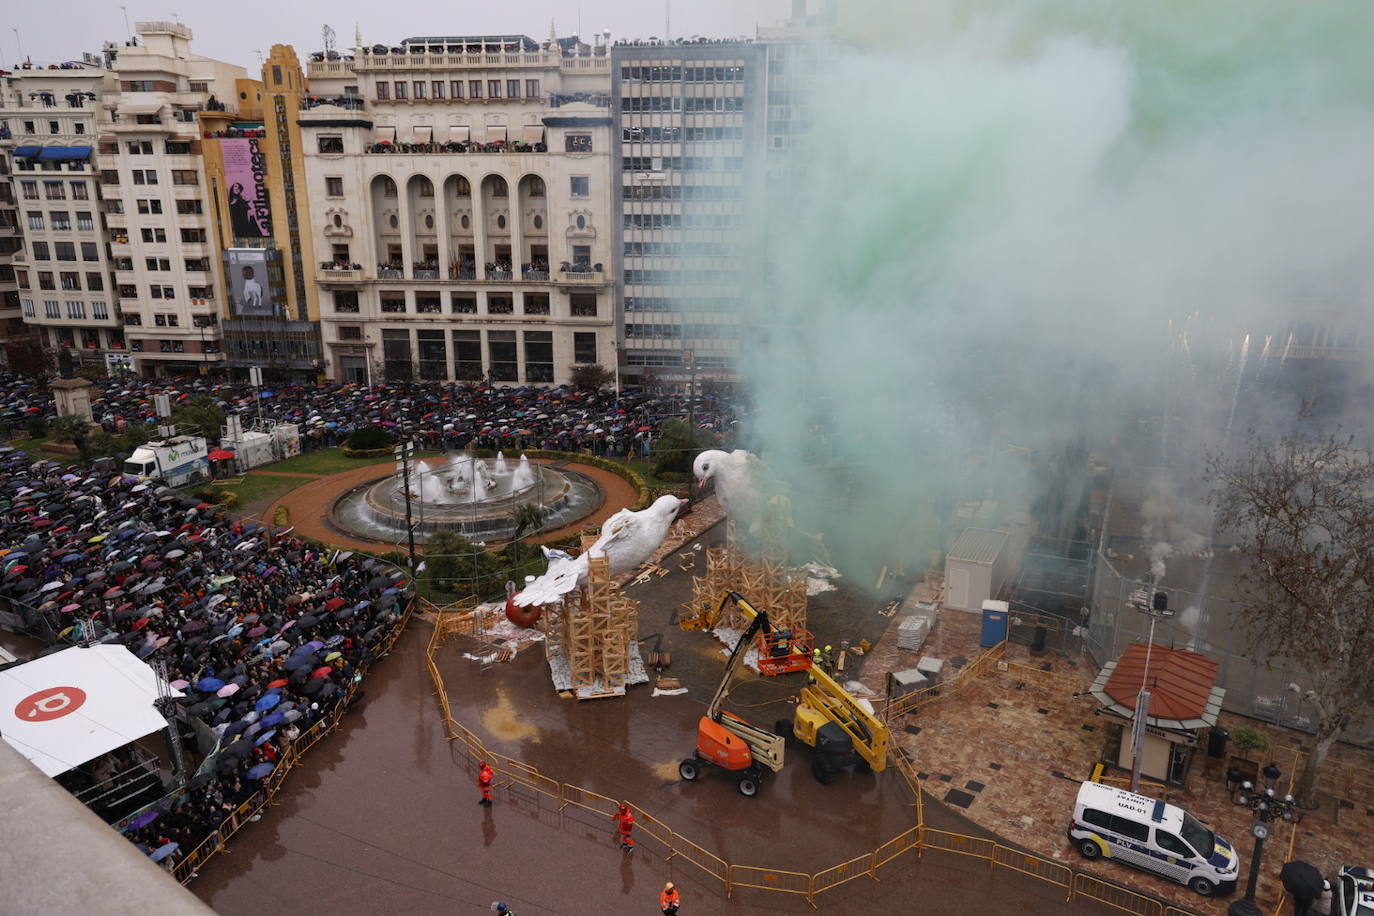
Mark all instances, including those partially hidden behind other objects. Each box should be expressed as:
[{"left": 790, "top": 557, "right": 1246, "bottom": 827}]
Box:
[
  {"left": 1077, "top": 838, "right": 1102, "bottom": 860},
  {"left": 678, "top": 759, "right": 699, "bottom": 781},
  {"left": 737, "top": 773, "right": 759, "bottom": 797},
  {"left": 1188, "top": 877, "right": 1215, "bottom": 897}
]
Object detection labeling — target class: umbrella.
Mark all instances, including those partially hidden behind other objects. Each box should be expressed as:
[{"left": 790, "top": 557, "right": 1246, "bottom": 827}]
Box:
[
  {"left": 303, "top": 678, "right": 328, "bottom": 695},
  {"left": 196, "top": 677, "right": 226, "bottom": 692},
  {"left": 324, "top": 651, "right": 342, "bottom": 662},
  {"left": 148, "top": 842, "right": 180, "bottom": 863},
  {"left": 245, "top": 762, "right": 275, "bottom": 780},
  {"left": 169, "top": 679, "right": 189, "bottom": 690},
  {"left": 248, "top": 625, "right": 268, "bottom": 637},
  {"left": 127, "top": 810, "right": 160, "bottom": 830},
  {"left": 324, "top": 597, "right": 345, "bottom": 611},
  {"left": 310, "top": 666, "right": 334, "bottom": 679},
  {"left": 223, "top": 720, "right": 251, "bottom": 738},
  {"left": 255, "top": 693, "right": 281, "bottom": 712},
  {"left": 1279, "top": 862, "right": 1324, "bottom": 901},
  {"left": 254, "top": 729, "right": 278, "bottom": 746},
  {"left": 259, "top": 712, "right": 285, "bottom": 728},
  {"left": 266, "top": 678, "right": 288, "bottom": 689},
  {"left": 40, "top": 581, "right": 65, "bottom": 593},
  {"left": 217, "top": 683, "right": 241, "bottom": 698}
]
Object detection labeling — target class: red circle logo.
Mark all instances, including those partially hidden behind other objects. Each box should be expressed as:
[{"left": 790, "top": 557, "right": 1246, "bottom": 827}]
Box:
[{"left": 15, "top": 686, "right": 88, "bottom": 722}]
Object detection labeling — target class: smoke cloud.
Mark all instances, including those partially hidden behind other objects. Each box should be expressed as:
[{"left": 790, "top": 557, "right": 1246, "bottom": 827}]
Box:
[{"left": 741, "top": 0, "right": 1374, "bottom": 586}]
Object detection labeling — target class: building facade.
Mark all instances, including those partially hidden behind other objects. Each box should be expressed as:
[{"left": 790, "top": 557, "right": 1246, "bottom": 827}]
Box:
[
  {"left": 2, "top": 59, "right": 118, "bottom": 373},
  {"left": 298, "top": 33, "right": 617, "bottom": 385},
  {"left": 610, "top": 39, "right": 767, "bottom": 389}
]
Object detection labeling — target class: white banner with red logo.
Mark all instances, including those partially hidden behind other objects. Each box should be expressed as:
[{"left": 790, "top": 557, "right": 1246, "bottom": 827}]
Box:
[{"left": 0, "top": 645, "right": 181, "bottom": 777}]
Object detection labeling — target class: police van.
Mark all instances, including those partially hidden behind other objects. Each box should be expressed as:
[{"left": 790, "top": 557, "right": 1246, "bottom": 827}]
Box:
[{"left": 1069, "top": 781, "right": 1239, "bottom": 896}]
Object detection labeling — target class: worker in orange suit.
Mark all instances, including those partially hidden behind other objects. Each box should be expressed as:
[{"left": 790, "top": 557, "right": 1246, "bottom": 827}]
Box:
[
  {"left": 613, "top": 802, "right": 635, "bottom": 851},
  {"left": 660, "top": 881, "right": 680, "bottom": 915},
  {"left": 477, "top": 761, "right": 494, "bottom": 806}
]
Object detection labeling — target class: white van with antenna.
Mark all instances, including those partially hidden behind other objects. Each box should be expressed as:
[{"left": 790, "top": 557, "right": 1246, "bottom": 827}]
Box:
[{"left": 1069, "top": 781, "right": 1239, "bottom": 896}]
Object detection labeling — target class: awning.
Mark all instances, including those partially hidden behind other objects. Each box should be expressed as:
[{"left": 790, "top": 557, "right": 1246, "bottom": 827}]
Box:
[
  {"left": 485, "top": 125, "right": 507, "bottom": 145},
  {"left": 412, "top": 125, "right": 432, "bottom": 144},
  {"left": 521, "top": 125, "right": 545, "bottom": 144},
  {"left": 37, "top": 146, "right": 93, "bottom": 162},
  {"left": 445, "top": 125, "right": 470, "bottom": 143},
  {"left": 13, "top": 146, "right": 40, "bottom": 159},
  {"left": 0, "top": 645, "right": 183, "bottom": 778},
  {"left": 374, "top": 126, "right": 396, "bottom": 144},
  {"left": 118, "top": 102, "right": 165, "bottom": 116}
]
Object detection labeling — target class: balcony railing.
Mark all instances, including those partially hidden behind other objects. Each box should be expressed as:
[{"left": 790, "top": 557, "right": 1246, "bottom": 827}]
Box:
[
  {"left": 366, "top": 141, "right": 546, "bottom": 155},
  {"left": 413, "top": 267, "right": 440, "bottom": 279},
  {"left": 486, "top": 268, "right": 512, "bottom": 281},
  {"left": 378, "top": 266, "right": 404, "bottom": 279},
  {"left": 319, "top": 264, "right": 363, "bottom": 282},
  {"left": 522, "top": 268, "right": 549, "bottom": 281},
  {"left": 449, "top": 267, "right": 477, "bottom": 280},
  {"left": 559, "top": 264, "right": 607, "bottom": 284}
]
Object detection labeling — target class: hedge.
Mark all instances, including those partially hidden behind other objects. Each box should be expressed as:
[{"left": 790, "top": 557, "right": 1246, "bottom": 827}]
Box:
[{"left": 340, "top": 446, "right": 394, "bottom": 459}]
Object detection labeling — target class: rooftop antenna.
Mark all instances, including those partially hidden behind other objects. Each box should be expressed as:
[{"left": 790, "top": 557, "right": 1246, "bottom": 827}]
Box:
[
  {"left": 11, "top": 28, "right": 23, "bottom": 64},
  {"left": 666, "top": 0, "right": 671, "bottom": 40},
  {"left": 322, "top": 24, "right": 336, "bottom": 56},
  {"left": 120, "top": 6, "right": 132, "bottom": 39},
  {"left": 255, "top": 49, "right": 264, "bottom": 67}
]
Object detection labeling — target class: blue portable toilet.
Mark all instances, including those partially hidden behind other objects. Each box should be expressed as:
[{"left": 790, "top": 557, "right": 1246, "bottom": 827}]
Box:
[{"left": 980, "top": 600, "right": 1009, "bottom": 647}]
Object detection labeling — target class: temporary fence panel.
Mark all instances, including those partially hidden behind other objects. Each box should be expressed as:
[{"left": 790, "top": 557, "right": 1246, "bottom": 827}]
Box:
[
  {"left": 728, "top": 863, "right": 815, "bottom": 902},
  {"left": 489, "top": 752, "right": 561, "bottom": 802},
  {"left": 810, "top": 852, "right": 877, "bottom": 897},
  {"left": 873, "top": 826, "right": 922, "bottom": 870},
  {"left": 628, "top": 804, "right": 673, "bottom": 855},
  {"left": 668, "top": 830, "right": 730, "bottom": 889},
  {"left": 921, "top": 829, "right": 995, "bottom": 861},
  {"left": 1071, "top": 873, "right": 1164, "bottom": 916},
  {"left": 991, "top": 845, "right": 1072, "bottom": 898},
  {"left": 558, "top": 782, "right": 619, "bottom": 817}
]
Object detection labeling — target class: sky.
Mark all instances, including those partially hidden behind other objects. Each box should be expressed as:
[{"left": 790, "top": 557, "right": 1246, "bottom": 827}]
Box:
[{"left": 7, "top": 0, "right": 788, "bottom": 70}]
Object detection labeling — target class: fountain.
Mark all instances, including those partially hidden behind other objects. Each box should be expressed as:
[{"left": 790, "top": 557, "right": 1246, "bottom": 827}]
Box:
[{"left": 331, "top": 452, "right": 603, "bottom": 543}]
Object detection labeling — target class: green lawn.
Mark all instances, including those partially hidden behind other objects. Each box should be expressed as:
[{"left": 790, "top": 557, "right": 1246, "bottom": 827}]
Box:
[
  {"left": 4, "top": 437, "right": 84, "bottom": 467},
  {"left": 265, "top": 448, "right": 442, "bottom": 476},
  {"left": 212, "top": 473, "right": 308, "bottom": 516}
]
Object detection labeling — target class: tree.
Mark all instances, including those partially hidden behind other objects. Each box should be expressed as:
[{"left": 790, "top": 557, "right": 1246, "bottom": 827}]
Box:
[
  {"left": 570, "top": 363, "right": 614, "bottom": 392},
  {"left": 169, "top": 395, "right": 226, "bottom": 440},
  {"left": 49, "top": 414, "right": 90, "bottom": 444},
  {"left": 1207, "top": 432, "right": 1374, "bottom": 806},
  {"left": 650, "top": 418, "right": 717, "bottom": 477},
  {"left": 423, "top": 530, "right": 502, "bottom": 597}
]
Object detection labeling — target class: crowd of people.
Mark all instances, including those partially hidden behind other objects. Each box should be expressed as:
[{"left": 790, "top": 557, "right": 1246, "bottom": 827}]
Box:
[
  {"left": 0, "top": 373, "right": 738, "bottom": 458},
  {"left": 0, "top": 446, "right": 411, "bottom": 870}
]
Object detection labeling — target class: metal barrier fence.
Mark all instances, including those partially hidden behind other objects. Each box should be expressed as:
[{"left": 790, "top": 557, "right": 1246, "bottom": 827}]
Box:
[
  {"left": 166, "top": 596, "right": 415, "bottom": 884},
  {"left": 424, "top": 611, "right": 1217, "bottom": 914},
  {"left": 884, "top": 641, "right": 1008, "bottom": 721}
]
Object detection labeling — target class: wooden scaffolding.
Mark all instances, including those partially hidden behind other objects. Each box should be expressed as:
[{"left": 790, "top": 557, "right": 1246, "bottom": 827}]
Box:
[
  {"left": 685, "top": 517, "right": 808, "bottom": 633},
  {"left": 543, "top": 536, "right": 645, "bottom": 699}
]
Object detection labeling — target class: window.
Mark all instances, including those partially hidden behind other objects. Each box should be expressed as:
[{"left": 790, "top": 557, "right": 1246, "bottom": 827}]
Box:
[
  {"left": 80, "top": 242, "right": 98, "bottom": 261},
  {"left": 488, "top": 330, "right": 517, "bottom": 381},
  {"left": 413, "top": 81, "right": 426, "bottom": 99},
  {"left": 450, "top": 80, "right": 463, "bottom": 99},
  {"left": 565, "top": 134, "right": 592, "bottom": 153},
  {"left": 339, "top": 326, "right": 363, "bottom": 340},
  {"left": 105, "top": 200, "right": 123, "bottom": 214},
  {"left": 60, "top": 272, "right": 81, "bottom": 290},
  {"left": 27, "top": 212, "right": 43, "bottom": 230},
  {"left": 32, "top": 242, "right": 50, "bottom": 261},
  {"left": 74, "top": 123, "right": 86, "bottom": 135},
  {"left": 380, "top": 293, "right": 406, "bottom": 313},
  {"left": 523, "top": 293, "right": 550, "bottom": 315},
  {"left": 524, "top": 330, "right": 553, "bottom": 382},
  {"left": 381, "top": 328, "right": 412, "bottom": 378},
  {"left": 175, "top": 200, "right": 202, "bottom": 215},
  {"left": 573, "top": 331, "right": 597, "bottom": 364},
  {"left": 20, "top": 180, "right": 38, "bottom": 200},
  {"left": 185, "top": 258, "right": 209, "bottom": 272},
  {"left": 44, "top": 180, "right": 66, "bottom": 199},
  {"left": 99, "top": 170, "right": 119, "bottom": 185},
  {"left": 165, "top": 141, "right": 191, "bottom": 154},
  {"left": 51, "top": 211, "right": 71, "bottom": 230},
  {"left": 432, "top": 81, "right": 444, "bottom": 99},
  {"left": 137, "top": 199, "right": 162, "bottom": 214},
  {"left": 528, "top": 176, "right": 545, "bottom": 198},
  {"left": 66, "top": 300, "right": 86, "bottom": 319},
  {"left": 141, "top": 227, "right": 167, "bottom": 243},
  {"left": 171, "top": 170, "right": 198, "bottom": 186},
  {"left": 188, "top": 286, "right": 213, "bottom": 299},
  {"left": 451, "top": 293, "right": 477, "bottom": 314},
  {"left": 132, "top": 169, "right": 158, "bottom": 185},
  {"left": 15, "top": 269, "right": 29, "bottom": 289},
  {"left": 118, "top": 284, "right": 137, "bottom": 297},
  {"left": 45, "top": 300, "right": 61, "bottom": 319},
  {"left": 1109, "top": 815, "right": 1149, "bottom": 843},
  {"left": 469, "top": 80, "right": 482, "bottom": 99},
  {"left": 1179, "top": 813, "right": 1214, "bottom": 858},
  {"left": 145, "top": 258, "right": 171, "bottom": 271},
  {"left": 38, "top": 272, "right": 55, "bottom": 290},
  {"left": 417, "top": 329, "right": 446, "bottom": 379},
  {"left": 1155, "top": 831, "right": 1193, "bottom": 859},
  {"left": 333, "top": 291, "right": 360, "bottom": 313},
  {"left": 22, "top": 299, "right": 34, "bottom": 317},
  {"left": 488, "top": 80, "right": 502, "bottom": 99},
  {"left": 318, "top": 134, "right": 344, "bottom": 153},
  {"left": 416, "top": 294, "right": 441, "bottom": 314},
  {"left": 127, "top": 141, "right": 154, "bottom": 155},
  {"left": 525, "top": 79, "right": 540, "bottom": 99},
  {"left": 189, "top": 81, "right": 209, "bottom": 93},
  {"left": 453, "top": 329, "right": 481, "bottom": 379},
  {"left": 325, "top": 176, "right": 344, "bottom": 197},
  {"left": 487, "top": 294, "right": 513, "bottom": 315},
  {"left": 91, "top": 301, "right": 108, "bottom": 320},
  {"left": 70, "top": 181, "right": 89, "bottom": 200},
  {"left": 571, "top": 245, "right": 591, "bottom": 268},
  {"left": 76, "top": 212, "right": 94, "bottom": 231},
  {"left": 86, "top": 272, "right": 103, "bottom": 291},
  {"left": 55, "top": 242, "right": 77, "bottom": 261},
  {"left": 507, "top": 79, "right": 521, "bottom": 99},
  {"left": 570, "top": 176, "right": 589, "bottom": 197},
  {"left": 570, "top": 292, "right": 597, "bottom": 316},
  {"left": 374, "top": 81, "right": 390, "bottom": 100},
  {"left": 180, "top": 228, "right": 207, "bottom": 243},
  {"left": 49, "top": 121, "right": 59, "bottom": 135},
  {"left": 23, "top": 121, "right": 35, "bottom": 133},
  {"left": 393, "top": 81, "right": 407, "bottom": 99},
  {"left": 122, "top": 312, "right": 141, "bottom": 325}
]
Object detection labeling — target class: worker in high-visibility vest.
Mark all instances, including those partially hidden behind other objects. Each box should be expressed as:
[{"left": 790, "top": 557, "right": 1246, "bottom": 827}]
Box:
[
  {"left": 477, "top": 761, "right": 494, "bottom": 806},
  {"left": 613, "top": 802, "right": 635, "bottom": 851},
  {"left": 660, "top": 881, "right": 680, "bottom": 915}
]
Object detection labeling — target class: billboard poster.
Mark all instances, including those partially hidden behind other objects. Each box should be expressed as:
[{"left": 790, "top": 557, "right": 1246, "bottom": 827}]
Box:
[
  {"left": 226, "top": 248, "right": 274, "bottom": 317},
  {"left": 221, "top": 138, "right": 273, "bottom": 239}
]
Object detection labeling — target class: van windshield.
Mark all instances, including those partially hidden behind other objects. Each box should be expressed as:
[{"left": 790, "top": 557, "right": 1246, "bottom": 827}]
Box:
[{"left": 1180, "top": 812, "right": 1214, "bottom": 857}]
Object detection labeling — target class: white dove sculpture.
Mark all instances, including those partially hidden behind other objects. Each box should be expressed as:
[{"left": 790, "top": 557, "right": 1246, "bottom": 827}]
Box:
[
  {"left": 514, "top": 495, "right": 683, "bottom": 606},
  {"left": 693, "top": 449, "right": 768, "bottom": 533}
]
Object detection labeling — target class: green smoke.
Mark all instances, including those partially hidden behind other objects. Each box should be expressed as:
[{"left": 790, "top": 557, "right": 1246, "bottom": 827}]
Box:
[{"left": 742, "top": 0, "right": 1374, "bottom": 588}]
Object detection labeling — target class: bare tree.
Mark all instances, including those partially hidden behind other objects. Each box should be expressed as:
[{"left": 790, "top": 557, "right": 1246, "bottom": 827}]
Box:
[{"left": 1208, "top": 432, "right": 1374, "bottom": 806}]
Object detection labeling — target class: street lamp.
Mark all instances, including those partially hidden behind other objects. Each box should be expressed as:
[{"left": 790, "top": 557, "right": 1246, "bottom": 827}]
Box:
[
  {"left": 1129, "top": 585, "right": 1173, "bottom": 793},
  {"left": 395, "top": 428, "right": 417, "bottom": 572},
  {"left": 1228, "top": 763, "right": 1297, "bottom": 916}
]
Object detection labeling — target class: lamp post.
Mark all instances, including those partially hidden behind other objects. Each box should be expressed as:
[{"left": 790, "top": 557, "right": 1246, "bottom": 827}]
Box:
[
  {"left": 1130, "top": 585, "right": 1173, "bottom": 793},
  {"left": 1228, "top": 763, "right": 1296, "bottom": 916},
  {"left": 395, "top": 429, "right": 417, "bottom": 572}
]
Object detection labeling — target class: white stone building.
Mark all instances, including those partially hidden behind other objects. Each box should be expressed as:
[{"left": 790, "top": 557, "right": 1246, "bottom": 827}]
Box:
[{"left": 300, "top": 33, "right": 617, "bottom": 385}]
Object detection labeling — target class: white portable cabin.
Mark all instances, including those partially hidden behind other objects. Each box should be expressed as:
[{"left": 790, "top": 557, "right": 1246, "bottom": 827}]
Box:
[{"left": 943, "top": 527, "right": 1011, "bottom": 612}]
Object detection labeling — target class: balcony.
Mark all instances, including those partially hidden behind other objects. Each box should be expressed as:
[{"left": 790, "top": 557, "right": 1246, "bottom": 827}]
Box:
[
  {"left": 366, "top": 141, "right": 546, "bottom": 155},
  {"left": 522, "top": 268, "right": 550, "bottom": 281},
  {"left": 486, "top": 268, "right": 513, "bottom": 281},
  {"left": 319, "top": 264, "right": 363, "bottom": 283},
  {"left": 413, "top": 265, "right": 440, "bottom": 279},
  {"left": 559, "top": 264, "right": 608, "bottom": 284},
  {"left": 378, "top": 266, "right": 404, "bottom": 279},
  {"left": 448, "top": 267, "right": 477, "bottom": 280}
]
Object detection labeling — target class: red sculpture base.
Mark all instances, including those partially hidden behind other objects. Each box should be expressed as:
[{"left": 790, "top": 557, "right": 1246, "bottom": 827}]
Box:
[{"left": 505, "top": 594, "right": 543, "bottom": 629}]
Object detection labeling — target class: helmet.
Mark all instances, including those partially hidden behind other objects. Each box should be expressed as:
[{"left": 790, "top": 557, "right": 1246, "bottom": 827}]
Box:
[{"left": 664, "top": 882, "right": 674, "bottom": 891}]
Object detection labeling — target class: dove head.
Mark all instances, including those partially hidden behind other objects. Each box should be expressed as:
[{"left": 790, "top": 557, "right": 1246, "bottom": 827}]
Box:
[
  {"left": 693, "top": 450, "right": 729, "bottom": 487},
  {"left": 652, "top": 494, "right": 683, "bottom": 519}
]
